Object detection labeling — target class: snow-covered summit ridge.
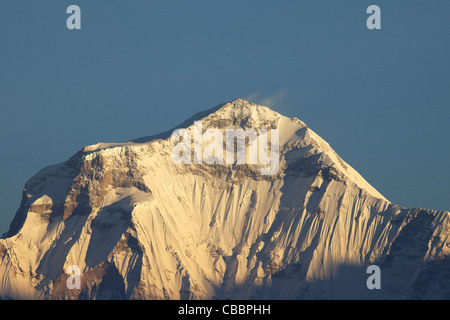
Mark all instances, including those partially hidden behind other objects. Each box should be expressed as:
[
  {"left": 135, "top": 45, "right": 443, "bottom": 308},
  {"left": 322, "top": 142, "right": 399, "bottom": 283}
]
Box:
[{"left": 79, "top": 99, "right": 388, "bottom": 201}]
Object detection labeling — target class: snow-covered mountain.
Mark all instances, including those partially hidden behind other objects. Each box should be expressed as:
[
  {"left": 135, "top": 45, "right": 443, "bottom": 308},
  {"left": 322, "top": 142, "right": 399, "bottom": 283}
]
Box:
[{"left": 1, "top": 99, "right": 449, "bottom": 299}]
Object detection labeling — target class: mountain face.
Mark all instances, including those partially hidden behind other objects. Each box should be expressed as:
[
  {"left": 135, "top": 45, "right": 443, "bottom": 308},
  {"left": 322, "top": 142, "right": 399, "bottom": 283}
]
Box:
[{"left": 1, "top": 99, "right": 449, "bottom": 300}]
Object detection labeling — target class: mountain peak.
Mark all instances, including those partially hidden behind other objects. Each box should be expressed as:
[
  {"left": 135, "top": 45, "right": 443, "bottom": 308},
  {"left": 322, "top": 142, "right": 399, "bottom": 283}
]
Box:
[
  {"left": 217, "top": 98, "right": 281, "bottom": 117},
  {"left": 1, "top": 99, "right": 450, "bottom": 300},
  {"left": 80, "top": 99, "right": 386, "bottom": 201},
  {"left": 225, "top": 98, "right": 255, "bottom": 106},
  {"left": 222, "top": 98, "right": 261, "bottom": 109},
  {"left": 130, "top": 98, "right": 282, "bottom": 144}
]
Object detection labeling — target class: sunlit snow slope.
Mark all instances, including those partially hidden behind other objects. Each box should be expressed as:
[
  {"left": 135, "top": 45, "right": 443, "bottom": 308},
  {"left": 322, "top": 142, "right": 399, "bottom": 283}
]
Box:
[{"left": 1, "top": 99, "right": 449, "bottom": 299}]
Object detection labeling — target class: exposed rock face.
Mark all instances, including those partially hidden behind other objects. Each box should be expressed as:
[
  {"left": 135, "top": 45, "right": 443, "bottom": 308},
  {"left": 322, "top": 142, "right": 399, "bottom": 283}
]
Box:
[{"left": 1, "top": 99, "right": 449, "bottom": 299}]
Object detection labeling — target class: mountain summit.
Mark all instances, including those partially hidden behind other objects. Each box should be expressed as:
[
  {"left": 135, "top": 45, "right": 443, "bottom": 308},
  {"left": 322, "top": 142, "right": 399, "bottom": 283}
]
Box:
[{"left": 1, "top": 99, "right": 449, "bottom": 299}]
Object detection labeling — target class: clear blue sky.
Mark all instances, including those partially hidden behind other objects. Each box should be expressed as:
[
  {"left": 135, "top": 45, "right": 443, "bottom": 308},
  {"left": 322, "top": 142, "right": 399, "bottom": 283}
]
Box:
[{"left": 1, "top": 1, "right": 449, "bottom": 234}]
